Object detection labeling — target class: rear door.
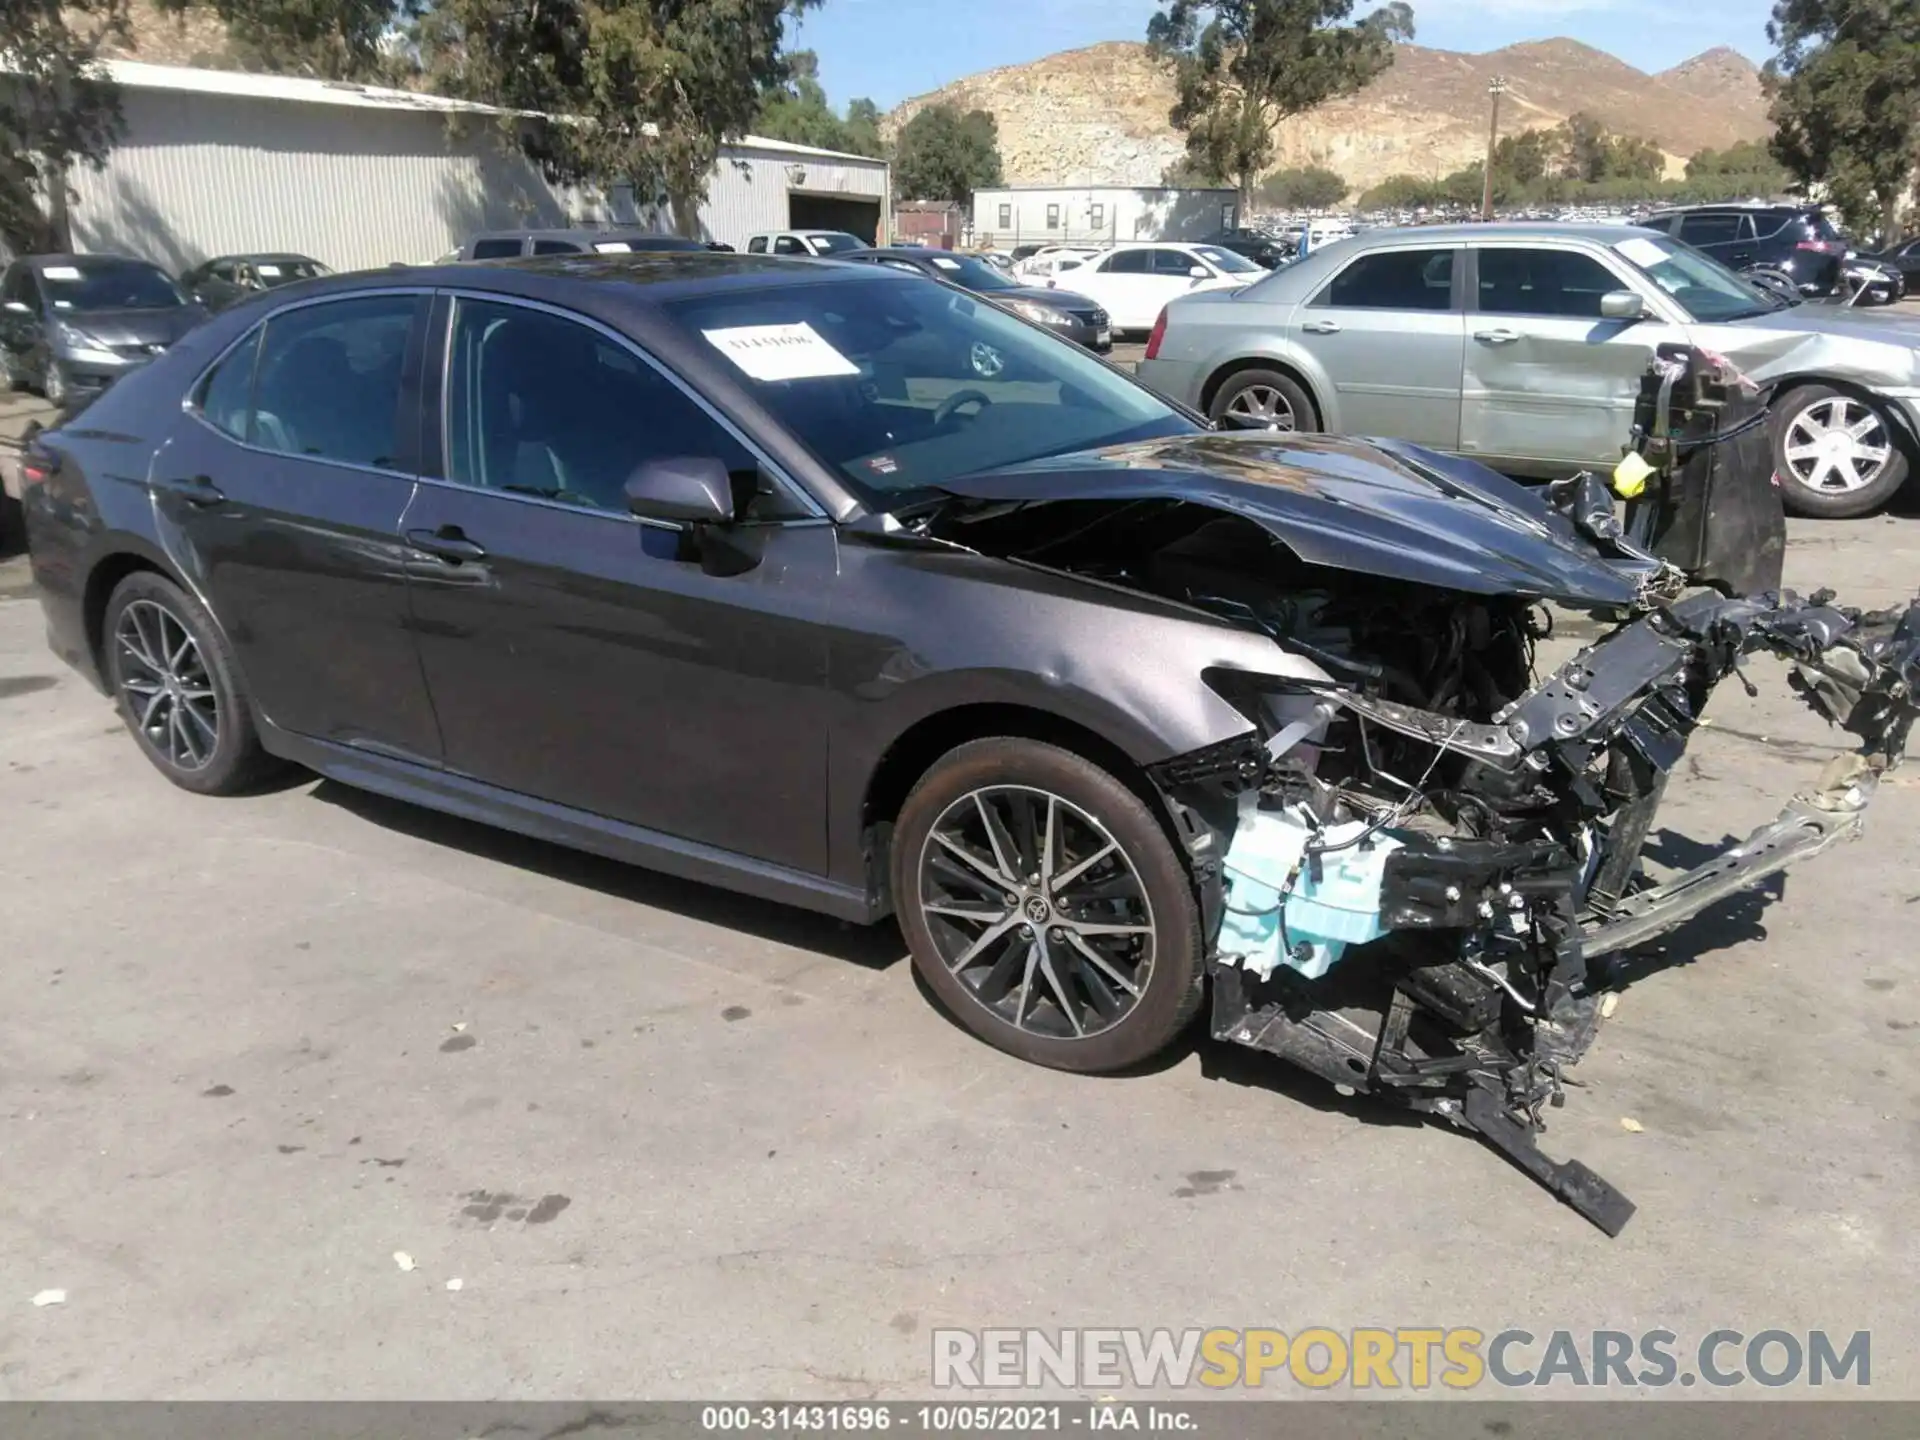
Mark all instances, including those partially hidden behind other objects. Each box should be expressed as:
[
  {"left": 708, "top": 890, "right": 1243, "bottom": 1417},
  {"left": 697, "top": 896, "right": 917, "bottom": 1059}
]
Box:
[
  {"left": 1075, "top": 248, "right": 1153, "bottom": 328},
  {"left": 1289, "top": 244, "right": 1465, "bottom": 445},
  {"left": 150, "top": 289, "right": 442, "bottom": 760},
  {"left": 1459, "top": 242, "right": 1672, "bottom": 471},
  {"left": 398, "top": 291, "right": 835, "bottom": 872},
  {"left": 1675, "top": 212, "right": 1750, "bottom": 269}
]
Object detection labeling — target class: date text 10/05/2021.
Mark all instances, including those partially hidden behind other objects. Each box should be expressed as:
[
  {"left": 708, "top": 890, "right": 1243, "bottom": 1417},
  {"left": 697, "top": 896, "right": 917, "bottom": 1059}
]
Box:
[{"left": 702, "top": 1407, "right": 1196, "bottom": 1432}]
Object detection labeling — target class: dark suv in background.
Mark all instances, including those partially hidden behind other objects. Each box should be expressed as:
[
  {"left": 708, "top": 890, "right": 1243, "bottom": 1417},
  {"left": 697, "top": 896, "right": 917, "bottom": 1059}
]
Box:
[{"left": 1638, "top": 204, "right": 1846, "bottom": 296}]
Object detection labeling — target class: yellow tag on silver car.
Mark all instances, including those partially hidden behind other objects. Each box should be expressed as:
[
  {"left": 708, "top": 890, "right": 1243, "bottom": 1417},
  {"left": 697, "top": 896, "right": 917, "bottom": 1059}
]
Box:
[{"left": 1612, "top": 452, "right": 1655, "bottom": 499}]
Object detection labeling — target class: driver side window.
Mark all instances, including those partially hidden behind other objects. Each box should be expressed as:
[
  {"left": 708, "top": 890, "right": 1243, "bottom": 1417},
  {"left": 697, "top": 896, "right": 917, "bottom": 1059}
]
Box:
[{"left": 442, "top": 298, "right": 782, "bottom": 518}]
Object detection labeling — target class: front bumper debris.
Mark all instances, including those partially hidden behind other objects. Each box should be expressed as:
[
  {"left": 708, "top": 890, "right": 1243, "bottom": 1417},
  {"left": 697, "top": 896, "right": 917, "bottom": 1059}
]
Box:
[{"left": 1189, "top": 588, "right": 1920, "bottom": 1235}]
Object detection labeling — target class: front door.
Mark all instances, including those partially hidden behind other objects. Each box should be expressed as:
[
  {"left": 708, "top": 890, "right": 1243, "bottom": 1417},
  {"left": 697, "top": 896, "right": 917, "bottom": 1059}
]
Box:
[
  {"left": 1459, "top": 244, "right": 1672, "bottom": 471},
  {"left": 399, "top": 293, "right": 833, "bottom": 874},
  {"left": 1290, "top": 245, "right": 1465, "bottom": 446},
  {"left": 150, "top": 290, "right": 442, "bottom": 761}
]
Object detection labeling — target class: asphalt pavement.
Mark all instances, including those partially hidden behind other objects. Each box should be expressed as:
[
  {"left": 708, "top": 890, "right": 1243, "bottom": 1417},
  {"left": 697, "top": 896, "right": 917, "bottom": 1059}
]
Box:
[{"left": 1, "top": 390, "right": 1918, "bottom": 1401}]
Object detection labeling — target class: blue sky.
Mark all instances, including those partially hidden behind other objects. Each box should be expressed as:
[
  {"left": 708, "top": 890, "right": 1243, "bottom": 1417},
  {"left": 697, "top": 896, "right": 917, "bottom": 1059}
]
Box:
[{"left": 795, "top": 0, "right": 1773, "bottom": 111}]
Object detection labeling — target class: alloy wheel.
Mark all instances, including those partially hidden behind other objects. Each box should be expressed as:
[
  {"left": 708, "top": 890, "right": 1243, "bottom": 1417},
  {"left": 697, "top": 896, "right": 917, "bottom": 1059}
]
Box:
[
  {"left": 43, "top": 363, "right": 66, "bottom": 407},
  {"left": 917, "top": 785, "right": 1156, "bottom": 1041},
  {"left": 115, "top": 599, "right": 220, "bottom": 771},
  {"left": 1782, "top": 396, "right": 1893, "bottom": 494},
  {"left": 1225, "top": 384, "right": 1295, "bottom": 430}
]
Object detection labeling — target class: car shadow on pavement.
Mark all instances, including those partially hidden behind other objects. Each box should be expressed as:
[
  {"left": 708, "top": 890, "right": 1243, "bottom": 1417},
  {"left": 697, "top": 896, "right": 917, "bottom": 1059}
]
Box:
[{"left": 308, "top": 779, "right": 909, "bottom": 973}]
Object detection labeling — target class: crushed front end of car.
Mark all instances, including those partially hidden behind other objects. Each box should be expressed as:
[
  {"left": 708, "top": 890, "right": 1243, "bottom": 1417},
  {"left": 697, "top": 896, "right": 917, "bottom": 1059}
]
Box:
[
  {"left": 918, "top": 419, "right": 1920, "bottom": 1233},
  {"left": 1151, "top": 583, "right": 1919, "bottom": 1235}
]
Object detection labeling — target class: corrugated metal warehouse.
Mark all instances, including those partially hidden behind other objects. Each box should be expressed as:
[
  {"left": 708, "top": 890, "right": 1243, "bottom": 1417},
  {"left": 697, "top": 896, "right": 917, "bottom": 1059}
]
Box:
[
  {"left": 51, "top": 60, "right": 890, "bottom": 271},
  {"left": 971, "top": 185, "right": 1241, "bottom": 249}
]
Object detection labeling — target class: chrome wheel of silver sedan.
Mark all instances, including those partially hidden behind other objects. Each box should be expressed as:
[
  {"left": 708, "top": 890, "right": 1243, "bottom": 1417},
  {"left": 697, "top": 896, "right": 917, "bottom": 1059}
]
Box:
[
  {"left": 1224, "top": 383, "right": 1296, "bottom": 430},
  {"left": 1781, "top": 395, "right": 1894, "bottom": 494},
  {"left": 918, "top": 785, "right": 1155, "bottom": 1041},
  {"left": 115, "top": 598, "right": 220, "bottom": 771}
]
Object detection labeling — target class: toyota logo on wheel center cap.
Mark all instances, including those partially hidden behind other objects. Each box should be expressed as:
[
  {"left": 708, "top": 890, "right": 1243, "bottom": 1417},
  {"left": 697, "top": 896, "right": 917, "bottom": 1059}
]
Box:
[{"left": 1023, "top": 896, "right": 1051, "bottom": 924}]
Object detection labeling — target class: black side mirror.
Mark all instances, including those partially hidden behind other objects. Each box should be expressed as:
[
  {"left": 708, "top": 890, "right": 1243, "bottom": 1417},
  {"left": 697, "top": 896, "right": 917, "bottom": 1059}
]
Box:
[{"left": 624, "top": 456, "right": 734, "bottom": 525}]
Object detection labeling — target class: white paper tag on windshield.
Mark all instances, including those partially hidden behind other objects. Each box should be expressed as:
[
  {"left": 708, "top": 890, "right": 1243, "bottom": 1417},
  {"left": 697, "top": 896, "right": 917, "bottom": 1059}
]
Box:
[
  {"left": 931, "top": 257, "right": 961, "bottom": 270},
  {"left": 256, "top": 264, "right": 282, "bottom": 277},
  {"left": 42, "top": 265, "right": 82, "bottom": 281},
  {"left": 1614, "top": 237, "right": 1667, "bottom": 269},
  {"left": 703, "top": 322, "right": 858, "bottom": 381}
]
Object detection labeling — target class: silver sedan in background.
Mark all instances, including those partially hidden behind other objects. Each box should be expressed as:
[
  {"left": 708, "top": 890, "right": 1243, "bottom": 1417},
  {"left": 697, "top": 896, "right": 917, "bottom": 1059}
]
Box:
[{"left": 1136, "top": 223, "right": 1920, "bottom": 518}]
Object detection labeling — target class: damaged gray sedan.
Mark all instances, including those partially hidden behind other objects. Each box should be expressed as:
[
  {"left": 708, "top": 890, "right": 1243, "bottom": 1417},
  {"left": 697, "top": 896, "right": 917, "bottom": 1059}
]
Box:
[{"left": 26, "top": 256, "right": 1920, "bottom": 1235}]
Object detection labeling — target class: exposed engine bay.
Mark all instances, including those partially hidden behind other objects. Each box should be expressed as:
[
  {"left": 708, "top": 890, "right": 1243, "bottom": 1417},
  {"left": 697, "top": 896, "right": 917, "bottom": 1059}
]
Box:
[{"left": 920, "top": 484, "right": 1920, "bottom": 1234}]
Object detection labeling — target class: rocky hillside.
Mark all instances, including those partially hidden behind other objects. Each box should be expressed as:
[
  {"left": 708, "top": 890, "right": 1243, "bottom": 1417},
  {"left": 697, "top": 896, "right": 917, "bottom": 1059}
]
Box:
[{"left": 884, "top": 39, "right": 1770, "bottom": 195}]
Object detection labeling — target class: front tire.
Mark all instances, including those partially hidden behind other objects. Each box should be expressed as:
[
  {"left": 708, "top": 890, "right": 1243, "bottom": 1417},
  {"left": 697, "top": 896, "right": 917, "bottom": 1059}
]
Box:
[
  {"left": 1208, "top": 368, "right": 1318, "bottom": 433},
  {"left": 41, "top": 360, "right": 68, "bottom": 408},
  {"left": 892, "top": 738, "right": 1205, "bottom": 1074},
  {"left": 1772, "top": 384, "right": 1910, "bottom": 519},
  {"left": 103, "top": 571, "right": 277, "bottom": 795}
]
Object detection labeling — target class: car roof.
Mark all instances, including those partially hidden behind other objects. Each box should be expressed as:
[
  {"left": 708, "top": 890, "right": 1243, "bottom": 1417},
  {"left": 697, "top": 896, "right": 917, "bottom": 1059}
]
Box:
[
  {"left": 24, "top": 253, "right": 159, "bottom": 268},
  {"left": 207, "top": 253, "right": 321, "bottom": 264},
  {"left": 472, "top": 228, "right": 698, "bottom": 244},
  {"left": 315, "top": 251, "right": 906, "bottom": 306},
  {"left": 1332, "top": 222, "right": 1655, "bottom": 244},
  {"left": 1646, "top": 202, "right": 1808, "bottom": 216}
]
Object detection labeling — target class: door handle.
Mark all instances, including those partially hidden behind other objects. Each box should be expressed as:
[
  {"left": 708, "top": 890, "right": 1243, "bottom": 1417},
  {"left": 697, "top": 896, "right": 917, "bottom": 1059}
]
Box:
[
  {"left": 405, "top": 526, "right": 487, "bottom": 563},
  {"left": 158, "top": 474, "right": 226, "bottom": 507},
  {"left": 1300, "top": 319, "right": 1342, "bottom": 334},
  {"left": 1474, "top": 328, "right": 1522, "bottom": 345}
]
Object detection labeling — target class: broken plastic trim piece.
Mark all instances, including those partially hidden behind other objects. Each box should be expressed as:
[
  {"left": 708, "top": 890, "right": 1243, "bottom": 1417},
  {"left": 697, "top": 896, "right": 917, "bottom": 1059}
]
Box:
[
  {"left": 1458, "top": 1086, "right": 1637, "bottom": 1237},
  {"left": 1582, "top": 756, "right": 1877, "bottom": 959}
]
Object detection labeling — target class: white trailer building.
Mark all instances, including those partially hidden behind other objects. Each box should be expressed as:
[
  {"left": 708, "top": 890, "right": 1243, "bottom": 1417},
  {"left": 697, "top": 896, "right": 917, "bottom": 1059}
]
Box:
[
  {"left": 970, "top": 185, "right": 1240, "bottom": 250},
  {"left": 35, "top": 60, "right": 890, "bottom": 271}
]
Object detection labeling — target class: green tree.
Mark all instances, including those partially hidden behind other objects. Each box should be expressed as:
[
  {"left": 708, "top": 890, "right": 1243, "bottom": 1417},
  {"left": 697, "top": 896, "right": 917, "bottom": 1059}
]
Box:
[
  {"left": 891, "top": 102, "right": 1002, "bottom": 203},
  {"left": 1765, "top": 0, "right": 1920, "bottom": 242},
  {"left": 0, "top": 0, "right": 131, "bottom": 253},
  {"left": 1256, "top": 164, "right": 1347, "bottom": 207},
  {"left": 751, "top": 48, "right": 884, "bottom": 157},
  {"left": 1147, "top": 0, "right": 1414, "bottom": 207},
  {"left": 842, "top": 98, "right": 884, "bottom": 158},
  {"left": 1493, "top": 128, "right": 1553, "bottom": 185},
  {"left": 1357, "top": 172, "right": 1440, "bottom": 208},
  {"left": 416, "top": 0, "right": 809, "bottom": 229}
]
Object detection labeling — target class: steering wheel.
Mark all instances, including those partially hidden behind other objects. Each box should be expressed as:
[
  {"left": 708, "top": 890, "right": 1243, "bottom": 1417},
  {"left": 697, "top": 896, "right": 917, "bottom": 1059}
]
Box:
[{"left": 933, "top": 388, "right": 993, "bottom": 429}]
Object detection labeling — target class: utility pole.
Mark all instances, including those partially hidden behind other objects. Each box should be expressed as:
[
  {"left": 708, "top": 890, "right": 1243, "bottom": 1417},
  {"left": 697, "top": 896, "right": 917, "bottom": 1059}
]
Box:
[{"left": 1481, "top": 75, "right": 1509, "bottom": 222}]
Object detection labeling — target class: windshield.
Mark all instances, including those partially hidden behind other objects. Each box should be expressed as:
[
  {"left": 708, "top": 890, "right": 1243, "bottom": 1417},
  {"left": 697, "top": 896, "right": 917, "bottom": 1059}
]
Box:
[
  {"left": 665, "top": 277, "right": 1195, "bottom": 503},
  {"left": 1609, "top": 234, "right": 1781, "bottom": 322},
  {"left": 253, "top": 259, "right": 328, "bottom": 286},
  {"left": 40, "top": 261, "right": 183, "bottom": 311},
  {"left": 806, "top": 232, "right": 864, "bottom": 255},
  {"left": 921, "top": 253, "right": 1021, "bottom": 291},
  {"left": 1193, "top": 246, "right": 1261, "bottom": 274}
]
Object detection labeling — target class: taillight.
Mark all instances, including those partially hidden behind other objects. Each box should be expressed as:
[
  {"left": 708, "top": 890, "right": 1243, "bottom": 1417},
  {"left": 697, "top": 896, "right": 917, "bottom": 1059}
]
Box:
[
  {"left": 19, "top": 456, "right": 51, "bottom": 490},
  {"left": 1145, "top": 308, "right": 1169, "bottom": 360}
]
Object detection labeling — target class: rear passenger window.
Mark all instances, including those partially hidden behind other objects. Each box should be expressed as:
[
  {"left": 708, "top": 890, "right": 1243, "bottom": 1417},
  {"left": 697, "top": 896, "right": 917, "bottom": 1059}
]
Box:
[
  {"left": 532, "top": 239, "right": 582, "bottom": 255},
  {"left": 773, "top": 237, "right": 805, "bottom": 255},
  {"left": 248, "top": 295, "right": 418, "bottom": 468},
  {"left": 195, "top": 327, "right": 262, "bottom": 440},
  {"left": 747, "top": 236, "right": 768, "bottom": 254},
  {"left": 1101, "top": 250, "right": 1150, "bottom": 274},
  {"left": 470, "top": 238, "right": 523, "bottom": 259},
  {"left": 1317, "top": 249, "right": 1454, "bottom": 311},
  {"left": 444, "top": 298, "right": 767, "bottom": 517},
  {"left": 1677, "top": 214, "right": 1742, "bottom": 245}
]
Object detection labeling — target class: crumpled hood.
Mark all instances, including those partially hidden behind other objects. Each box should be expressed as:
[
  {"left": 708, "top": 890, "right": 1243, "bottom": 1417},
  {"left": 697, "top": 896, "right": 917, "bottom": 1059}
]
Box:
[{"left": 935, "top": 431, "right": 1651, "bottom": 605}]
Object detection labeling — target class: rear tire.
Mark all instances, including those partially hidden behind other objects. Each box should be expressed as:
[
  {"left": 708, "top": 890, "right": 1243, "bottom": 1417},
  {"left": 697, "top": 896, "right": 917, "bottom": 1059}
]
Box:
[
  {"left": 102, "top": 571, "right": 278, "bottom": 796},
  {"left": 892, "top": 738, "right": 1205, "bottom": 1074},
  {"left": 1771, "top": 384, "right": 1909, "bottom": 519},
  {"left": 1208, "top": 368, "right": 1318, "bottom": 433}
]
